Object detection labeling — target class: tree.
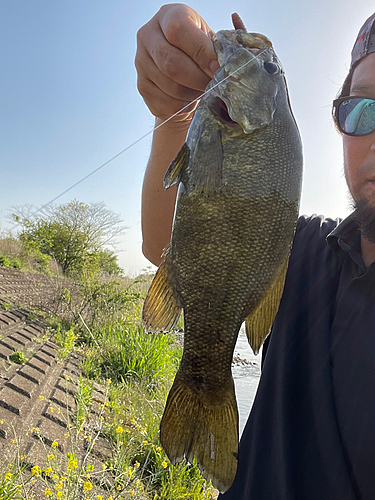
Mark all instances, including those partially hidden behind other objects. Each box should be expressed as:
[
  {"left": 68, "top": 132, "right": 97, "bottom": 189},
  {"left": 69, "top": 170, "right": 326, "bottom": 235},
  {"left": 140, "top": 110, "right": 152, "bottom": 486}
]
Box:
[{"left": 11, "top": 200, "right": 126, "bottom": 275}]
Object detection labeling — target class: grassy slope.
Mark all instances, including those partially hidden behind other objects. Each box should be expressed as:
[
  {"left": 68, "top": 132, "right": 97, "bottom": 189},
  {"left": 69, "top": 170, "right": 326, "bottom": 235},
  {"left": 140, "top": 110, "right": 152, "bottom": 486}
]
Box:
[{"left": 0, "top": 237, "right": 217, "bottom": 499}]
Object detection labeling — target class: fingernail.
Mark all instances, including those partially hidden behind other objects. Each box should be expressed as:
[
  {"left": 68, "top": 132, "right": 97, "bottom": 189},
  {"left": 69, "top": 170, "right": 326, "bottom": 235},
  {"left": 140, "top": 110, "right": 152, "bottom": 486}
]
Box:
[{"left": 209, "top": 60, "right": 220, "bottom": 76}]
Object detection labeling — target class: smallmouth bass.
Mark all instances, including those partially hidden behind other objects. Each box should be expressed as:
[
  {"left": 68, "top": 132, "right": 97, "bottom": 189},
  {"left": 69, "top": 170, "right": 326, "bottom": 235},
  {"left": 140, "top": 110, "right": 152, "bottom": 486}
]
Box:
[{"left": 143, "top": 28, "right": 303, "bottom": 492}]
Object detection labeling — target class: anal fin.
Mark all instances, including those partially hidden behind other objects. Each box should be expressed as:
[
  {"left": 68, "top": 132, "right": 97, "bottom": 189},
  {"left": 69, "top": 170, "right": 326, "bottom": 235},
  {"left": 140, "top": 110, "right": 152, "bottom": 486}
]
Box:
[
  {"left": 142, "top": 246, "right": 181, "bottom": 333},
  {"left": 245, "top": 258, "right": 289, "bottom": 354}
]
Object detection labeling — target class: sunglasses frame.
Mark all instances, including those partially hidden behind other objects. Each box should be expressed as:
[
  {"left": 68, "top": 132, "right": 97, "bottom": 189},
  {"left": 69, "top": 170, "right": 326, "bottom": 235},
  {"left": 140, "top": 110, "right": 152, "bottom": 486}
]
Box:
[{"left": 333, "top": 96, "right": 375, "bottom": 137}]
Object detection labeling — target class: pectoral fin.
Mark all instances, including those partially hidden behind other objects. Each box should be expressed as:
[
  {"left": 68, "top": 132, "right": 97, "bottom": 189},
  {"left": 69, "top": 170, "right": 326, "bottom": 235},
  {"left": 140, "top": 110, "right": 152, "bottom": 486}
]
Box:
[
  {"left": 245, "top": 258, "right": 289, "bottom": 354},
  {"left": 164, "top": 143, "right": 190, "bottom": 189},
  {"left": 142, "top": 246, "right": 181, "bottom": 333}
]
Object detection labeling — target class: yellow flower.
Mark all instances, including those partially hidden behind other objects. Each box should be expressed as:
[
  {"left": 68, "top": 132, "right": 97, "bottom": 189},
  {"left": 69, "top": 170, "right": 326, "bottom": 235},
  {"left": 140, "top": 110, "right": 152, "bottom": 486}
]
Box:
[
  {"left": 116, "top": 426, "right": 123, "bottom": 434},
  {"left": 83, "top": 481, "right": 93, "bottom": 492},
  {"left": 156, "top": 446, "right": 162, "bottom": 452},
  {"left": 31, "top": 466, "right": 40, "bottom": 475},
  {"left": 68, "top": 458, "right": 78, "bottom": 470},
  {"left": 117, "top": 485, "right": 122, "bottom": 491},
  {"left": 11, "top": 439, "right": 16, "bottom": 444},
  {"left": 48, "top": 454, "right": 54, "bottom": 461},
  {"left": 101, "top": 464, "right": 106, "bottom": 470},
  {"left": 129, "top": 490, "right": 135, "bottom": 496},
  {"left": 97, "top": 496, "right": 103, "bottom": 500},
  {"left": 39, "top": 395, "right": 44, "bottom": 400},
  {"left": 86, "top": 474, "right": 90, "bottom": 479},
  {"left": 5, "top": 472, "right": 12, "bottom": 481},
  {"left": 44, "top": 467, "right": 53, "bottom": 476},
  {"left": 44, "top": 487, "right": 52, "bottom": 496},
  {"left": 106, "top": 378, "right": 112, "bottom": 384},
  {"left": 65, "top": 432, "right": 70, "bottom": 438},
  {"left": 130, "top": 419, "right": 136, "bottom": 425},
  {"left": 86, "top": 435, "right": 92, "bottom": 441},
  {"left": 49, "top": 407, "right": 54, "bottom": 413},
  {"left": 56, "top": 492, "right": 62, "bottom": 499},
  {"left": 162, "top": 461, "right": 168, "bottom": 469},
  {"left": 142, "top": 440, "right": 148, "bottom": 446},
  {"left": 0, "top": 420, "right": 3, "bottom": 424},
  {"left": 135, "top": 461, "right": 140, "bottom": 468}
]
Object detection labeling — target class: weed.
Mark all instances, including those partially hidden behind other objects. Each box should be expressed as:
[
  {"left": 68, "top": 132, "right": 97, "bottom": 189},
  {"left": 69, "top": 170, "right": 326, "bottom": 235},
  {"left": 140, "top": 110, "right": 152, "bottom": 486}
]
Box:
[
  {"left": 8, "top": 351, "right": 29, "bottom": 365},
  {"left": 0, "top": 463, "right": 25, "bottom": 499},
  {"left": 54, "top": 325, "right": 76, "bottom": 359}
]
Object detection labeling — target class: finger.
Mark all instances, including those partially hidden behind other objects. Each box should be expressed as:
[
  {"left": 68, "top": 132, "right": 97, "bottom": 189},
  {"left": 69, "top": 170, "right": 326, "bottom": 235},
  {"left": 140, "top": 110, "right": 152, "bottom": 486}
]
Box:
[
  {"left": 231, "top": 13, "right": 247, "bottom": 31},
  {"left": 138, "top": 76, "right": 198, "bottom": 121},
  {"left": 159, "top": 6, "right": 219, "bottom": 78},
  {"left": 136, "top": 45, "right": 205, "bottom": 102},
  {"left": 141, "top": 26, "right": 212, "bottom": 91}
]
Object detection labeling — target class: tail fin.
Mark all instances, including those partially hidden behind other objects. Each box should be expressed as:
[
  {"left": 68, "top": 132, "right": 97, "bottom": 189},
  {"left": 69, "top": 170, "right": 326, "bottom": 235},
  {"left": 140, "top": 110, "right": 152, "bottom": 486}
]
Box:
[{"left": 160, "top": 371, "right": 238, "bottom": 493}]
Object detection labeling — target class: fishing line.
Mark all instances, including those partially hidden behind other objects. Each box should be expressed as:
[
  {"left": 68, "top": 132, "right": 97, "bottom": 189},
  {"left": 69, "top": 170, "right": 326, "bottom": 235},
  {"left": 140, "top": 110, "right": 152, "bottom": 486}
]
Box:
[{"left": 8, "top": 47, "right": 268, "bottom": 232}]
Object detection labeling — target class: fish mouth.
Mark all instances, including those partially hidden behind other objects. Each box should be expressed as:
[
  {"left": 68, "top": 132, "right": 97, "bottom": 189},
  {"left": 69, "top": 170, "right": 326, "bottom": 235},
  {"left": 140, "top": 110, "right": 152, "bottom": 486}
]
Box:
[{"left": 211, "top": 97, "right": 240, "bottom": 128}]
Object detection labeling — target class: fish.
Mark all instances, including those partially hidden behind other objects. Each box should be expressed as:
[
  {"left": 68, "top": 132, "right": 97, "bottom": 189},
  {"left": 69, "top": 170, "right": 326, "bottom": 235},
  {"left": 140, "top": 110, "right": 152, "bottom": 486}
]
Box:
[{"left": 142, "top": 28, "right": 303, "bottom": 493}]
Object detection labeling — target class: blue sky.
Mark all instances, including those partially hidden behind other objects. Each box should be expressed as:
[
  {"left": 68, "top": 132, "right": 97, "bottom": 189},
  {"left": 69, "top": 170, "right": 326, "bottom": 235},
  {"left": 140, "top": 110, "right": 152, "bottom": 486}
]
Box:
[{"left": 1, "top": 0, "right": 375, "bottom": 274}]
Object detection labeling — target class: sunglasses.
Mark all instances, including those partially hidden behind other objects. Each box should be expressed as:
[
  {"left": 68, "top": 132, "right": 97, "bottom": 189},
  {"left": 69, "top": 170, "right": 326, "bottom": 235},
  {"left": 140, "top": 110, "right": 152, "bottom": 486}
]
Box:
[{"left": 333, "top": 96, "right": 375, "bottom": 136}]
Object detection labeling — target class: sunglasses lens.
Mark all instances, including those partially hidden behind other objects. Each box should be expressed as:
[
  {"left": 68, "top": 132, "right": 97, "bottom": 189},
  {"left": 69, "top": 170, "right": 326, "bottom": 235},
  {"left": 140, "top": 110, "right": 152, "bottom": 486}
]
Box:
[{"left": 337, "top": 98, "right": 375, "bottom": 135}]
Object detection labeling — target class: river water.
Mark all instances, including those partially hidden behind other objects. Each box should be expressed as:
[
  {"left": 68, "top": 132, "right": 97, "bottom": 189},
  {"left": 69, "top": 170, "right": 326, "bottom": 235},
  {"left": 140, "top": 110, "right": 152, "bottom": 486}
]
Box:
[{"left": 232, "top": 326, "right": 262, "bottom": 434}]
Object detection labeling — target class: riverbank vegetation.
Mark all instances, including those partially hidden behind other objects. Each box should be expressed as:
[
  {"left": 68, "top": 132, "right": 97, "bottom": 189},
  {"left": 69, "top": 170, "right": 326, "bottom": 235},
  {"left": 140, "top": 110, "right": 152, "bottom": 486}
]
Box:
[{"left": 0, "top": 201, "right": 217, "bottom": 499}]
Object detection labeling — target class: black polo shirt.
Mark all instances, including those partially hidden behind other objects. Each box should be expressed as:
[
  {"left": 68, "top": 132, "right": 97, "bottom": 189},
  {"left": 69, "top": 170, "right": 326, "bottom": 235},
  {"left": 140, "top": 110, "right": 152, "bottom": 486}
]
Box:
[{"left": 219, "top": 213, "right": 375, "bottom": 500}]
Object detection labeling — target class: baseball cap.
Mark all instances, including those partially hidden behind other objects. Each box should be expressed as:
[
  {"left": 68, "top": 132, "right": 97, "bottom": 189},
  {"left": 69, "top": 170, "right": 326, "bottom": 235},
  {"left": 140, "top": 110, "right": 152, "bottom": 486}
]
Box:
[{"left": 351, "top": 13, "right": 375, "bottom": 68}]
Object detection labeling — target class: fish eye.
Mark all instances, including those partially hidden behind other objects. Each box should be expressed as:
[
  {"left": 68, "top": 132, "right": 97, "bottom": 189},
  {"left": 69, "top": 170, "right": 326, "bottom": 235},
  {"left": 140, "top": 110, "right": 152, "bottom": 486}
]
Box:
[{"left": 264, "top": 61, "right": 279, "bottom": 74}]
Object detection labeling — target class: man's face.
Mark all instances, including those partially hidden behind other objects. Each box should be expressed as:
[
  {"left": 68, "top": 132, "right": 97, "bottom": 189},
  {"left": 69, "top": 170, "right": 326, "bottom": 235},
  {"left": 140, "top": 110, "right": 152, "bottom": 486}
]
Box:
[{"left": 344, "top": 53, "right": 375, "bottom": 208}]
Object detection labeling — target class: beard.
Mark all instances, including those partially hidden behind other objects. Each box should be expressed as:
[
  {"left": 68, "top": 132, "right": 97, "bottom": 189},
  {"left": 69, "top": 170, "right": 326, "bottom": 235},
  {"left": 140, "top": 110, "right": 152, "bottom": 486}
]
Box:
[{"left": 352, "top": 198, "right": 375, "bottom": 244}]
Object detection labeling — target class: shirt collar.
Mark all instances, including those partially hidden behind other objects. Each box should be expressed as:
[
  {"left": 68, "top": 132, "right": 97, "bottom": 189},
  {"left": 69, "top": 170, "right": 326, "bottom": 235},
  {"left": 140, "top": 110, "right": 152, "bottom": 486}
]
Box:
[{"left": 327, "top": 212, "right": 366, "bottom": 270}]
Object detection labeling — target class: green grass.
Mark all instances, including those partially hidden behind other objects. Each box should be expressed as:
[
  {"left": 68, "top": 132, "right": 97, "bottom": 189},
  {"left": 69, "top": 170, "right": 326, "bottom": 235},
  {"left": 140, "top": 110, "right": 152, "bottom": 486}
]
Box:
[{"left": 81, "top": 321, "right": 182, "bottom": 389}]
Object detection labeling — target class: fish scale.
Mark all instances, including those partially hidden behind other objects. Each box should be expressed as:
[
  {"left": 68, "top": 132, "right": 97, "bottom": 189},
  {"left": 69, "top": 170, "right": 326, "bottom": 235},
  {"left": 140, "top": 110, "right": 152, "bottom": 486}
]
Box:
[{"left": 143, "top": 28, "right": 303, "bottom": 492}]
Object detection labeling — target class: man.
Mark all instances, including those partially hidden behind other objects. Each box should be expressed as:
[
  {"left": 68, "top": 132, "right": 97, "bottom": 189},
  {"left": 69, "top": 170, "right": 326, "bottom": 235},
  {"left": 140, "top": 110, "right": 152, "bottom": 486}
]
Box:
[{"left": 136, "top": 5, "right": 375, "bottom": 499}]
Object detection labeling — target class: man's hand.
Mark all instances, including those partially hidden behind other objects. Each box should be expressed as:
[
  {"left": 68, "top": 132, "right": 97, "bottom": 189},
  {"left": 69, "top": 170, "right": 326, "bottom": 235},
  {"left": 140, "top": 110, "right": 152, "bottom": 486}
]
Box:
[{"left": 135, "top": 3, "right": 219, "bottom": 126}]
